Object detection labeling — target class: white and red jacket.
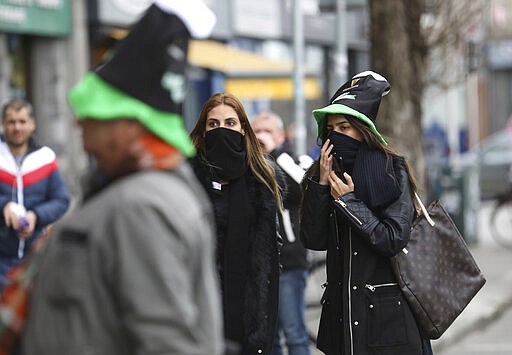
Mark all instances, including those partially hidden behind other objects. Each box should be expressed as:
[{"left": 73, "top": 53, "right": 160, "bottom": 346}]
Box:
[{"left": 0, "top": 137, "right": 70, "bottom": 259}]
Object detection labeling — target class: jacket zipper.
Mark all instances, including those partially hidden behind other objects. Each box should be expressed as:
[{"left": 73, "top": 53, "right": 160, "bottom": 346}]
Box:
[
  {"left": 15, "top": 165, "right": 25, "bottom": 259},
  {"left": 348, "top": 227, "right": 354, "bottom": 355},
  {"left": 334, "top": 199, "right": 363, "bottom": 226},
  {"left": 364, "top": 283, "right": 398, "bottom": 292},
  {"left": 333, "top": 209, "right": 340, "bottom": 247}
]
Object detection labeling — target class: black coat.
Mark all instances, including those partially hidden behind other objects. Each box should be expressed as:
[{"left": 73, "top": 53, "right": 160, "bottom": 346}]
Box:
[
  {"left": 300, "top": 158, "right": 424, "bottom": 355},
  {"left": 190, "top": 157, "right": 280, "bottom": 355},
  {"left": 271, "top": 145, "right": 309, "bottom": 270}
]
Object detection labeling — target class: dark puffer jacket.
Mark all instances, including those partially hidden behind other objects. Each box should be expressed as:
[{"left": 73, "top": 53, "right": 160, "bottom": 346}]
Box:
[
  {"left": 300, "top": 158, "right": 425, "bottom": 355},
  {"left": 190, "top": 157, "right": 281, "bottom": 355}
]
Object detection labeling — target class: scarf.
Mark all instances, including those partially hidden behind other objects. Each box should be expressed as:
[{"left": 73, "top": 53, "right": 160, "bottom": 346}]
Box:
[
  {"left": 205, "top": 128, "right": 251, "bottom": 346},
  {"left": 327, "top": 131, "right": 361, "bottom": 175},
  {"left": 328, "top": 131, "right": 402, "bottom": 208},
  {"left": 205, "top": 128, "right": 247, "bottom": 180}
]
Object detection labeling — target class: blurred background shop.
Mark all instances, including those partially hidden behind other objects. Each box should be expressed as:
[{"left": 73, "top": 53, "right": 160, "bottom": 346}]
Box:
[
  {"left": 2, "top": 0, "right": 512, "bottom": 242},
  {"left": 0, "top": 0, "right": 372, "bottom": 196},
  {"left": 86, "top": 0, "right": 372, "bottom": 155}
]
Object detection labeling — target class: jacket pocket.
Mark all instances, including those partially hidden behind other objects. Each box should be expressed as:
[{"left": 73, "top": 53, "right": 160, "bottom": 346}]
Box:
[
  {"left": 365, "top": 283, "right": 408, "bottom": 347},
  {"left": 46, "top": 229, "right": 89, "bottom": 303}
]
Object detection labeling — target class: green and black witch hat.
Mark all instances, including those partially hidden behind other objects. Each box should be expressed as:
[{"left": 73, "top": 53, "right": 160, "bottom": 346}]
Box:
[
  {"left": 68, "top": 0, "right": 216, "bottom": 156},
  {"left": 313, "top": 71, "right": 390, "bottom": 144}
]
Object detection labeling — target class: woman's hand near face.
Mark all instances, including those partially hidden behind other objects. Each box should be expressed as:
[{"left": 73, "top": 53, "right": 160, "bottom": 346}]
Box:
[
  {"left": 329, "top": 172, "right": 354, "bottom": 199},
  {"left": 319, "top": 139, "right": 333, "bottom": 185}
]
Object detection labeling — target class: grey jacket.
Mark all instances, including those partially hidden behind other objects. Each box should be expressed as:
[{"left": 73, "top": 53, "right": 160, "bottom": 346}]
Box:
[{"left": 22, "top": 163, "right": 223, "bottom": 355}]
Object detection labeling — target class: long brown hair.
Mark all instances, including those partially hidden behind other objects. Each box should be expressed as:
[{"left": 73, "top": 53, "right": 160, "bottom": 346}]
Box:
[{"left": 190, "top": 93, "right": 283, "bottom": 209}]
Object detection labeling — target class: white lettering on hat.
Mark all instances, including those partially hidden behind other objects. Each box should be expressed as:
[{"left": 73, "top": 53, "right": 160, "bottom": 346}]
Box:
[
  {"left": 161, "top": 72, "right": 185, "bottom": 103},
  {"left": 353, "top": 70, "right": 387, "bottom": 82},
  {"left": 331, "top": 93, "right": 356, "bottom": 103}
]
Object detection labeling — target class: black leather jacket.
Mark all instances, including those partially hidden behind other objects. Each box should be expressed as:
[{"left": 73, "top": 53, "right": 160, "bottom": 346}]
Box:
[{"left": 300, "top": 157, "right": 425, "bottom": 355}]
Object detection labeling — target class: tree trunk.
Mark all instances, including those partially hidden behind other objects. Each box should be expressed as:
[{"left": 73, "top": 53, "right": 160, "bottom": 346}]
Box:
[{"left": 369, "top": 0, "right": 427, "bottom": 192}]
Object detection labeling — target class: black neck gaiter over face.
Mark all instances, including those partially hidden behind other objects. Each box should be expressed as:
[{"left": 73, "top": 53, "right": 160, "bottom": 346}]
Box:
[
  {"left": 205, "top": 128, "right": 247, "bottom": 180},
  {"left": 326, "top": 130, "right": 361, "bottom": 174},
  {"left": 326, "top": 130, "right": 402, "bottom": 209}
]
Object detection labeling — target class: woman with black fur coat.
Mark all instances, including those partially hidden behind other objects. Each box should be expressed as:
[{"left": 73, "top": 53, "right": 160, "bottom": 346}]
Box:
[{"left": 190, "top": 93, "right": 283, "bottom": 355}]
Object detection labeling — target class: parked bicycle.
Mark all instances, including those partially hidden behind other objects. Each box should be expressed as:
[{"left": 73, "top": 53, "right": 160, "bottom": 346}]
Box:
[{"left": 490, "top": 188, "right": 512, "bottom": 249}]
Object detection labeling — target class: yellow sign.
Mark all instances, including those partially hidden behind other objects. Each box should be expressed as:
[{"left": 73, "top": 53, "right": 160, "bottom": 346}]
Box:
[
  {"left": 225, "top": 77, "right": 320, "bottom": 100},
  {"left": 189, "top": 40, "right": 321, "bottom": 100}
]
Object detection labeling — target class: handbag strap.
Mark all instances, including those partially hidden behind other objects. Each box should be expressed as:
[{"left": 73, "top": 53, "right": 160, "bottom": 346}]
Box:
[{"left": 414, "top": 193, "right": 435, "bottom": 227}]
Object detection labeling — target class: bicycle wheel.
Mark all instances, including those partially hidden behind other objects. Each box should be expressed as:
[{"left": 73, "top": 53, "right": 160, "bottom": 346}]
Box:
[{"left": 490, "top": 198, "right": 512, "bottom": 248}]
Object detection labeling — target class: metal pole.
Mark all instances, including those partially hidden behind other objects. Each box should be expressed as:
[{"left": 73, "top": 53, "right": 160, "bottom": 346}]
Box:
[
  {"left": 293, "top": 0, "right": 306, "bottom": 156},
  {"left": 0, "top": 34, "right": 10, "bottom": 105},
  {"left": 331, "top": 0, "right": 348, "bottom": 94}
]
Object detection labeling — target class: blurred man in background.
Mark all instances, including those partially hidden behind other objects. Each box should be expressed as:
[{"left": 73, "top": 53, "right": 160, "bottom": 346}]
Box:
[
  {"left": 0, "top": 99, "right": 69, "bottom": 291},
  {"left": 252, "top": 111, "right": 311, "bottom": 355}
]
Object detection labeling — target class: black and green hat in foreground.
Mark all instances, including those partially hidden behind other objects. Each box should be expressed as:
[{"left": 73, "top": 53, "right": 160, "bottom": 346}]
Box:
[
  {"left": 313, "top": 70, "right": 390, "bottom": 144},
  {"left": 68, "top": 0, "right": 216, "bottom": 156}
]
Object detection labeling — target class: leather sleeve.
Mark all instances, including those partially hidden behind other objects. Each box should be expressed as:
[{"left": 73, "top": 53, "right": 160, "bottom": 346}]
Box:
[
  {"left": 299, "top": 177, "right": 332, "bottom": 251},
  {"left": 332, "top": 165, "right": 415, "bottom": 257}
]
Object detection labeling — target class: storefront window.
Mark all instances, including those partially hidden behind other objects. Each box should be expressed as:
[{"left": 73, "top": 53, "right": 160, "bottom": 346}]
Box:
[{"left": 7, "top": 34, "right": 28, "bottom": 99}]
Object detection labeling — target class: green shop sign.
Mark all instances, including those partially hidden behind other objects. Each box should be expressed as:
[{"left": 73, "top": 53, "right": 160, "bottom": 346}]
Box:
[{"left": 0, "top": 0, "right": 71, "bottom": 37}]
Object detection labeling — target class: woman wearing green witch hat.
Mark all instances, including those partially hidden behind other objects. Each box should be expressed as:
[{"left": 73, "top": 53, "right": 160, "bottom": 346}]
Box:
[{"left": 300, "top": 71, "right": 433, "bottom": 355}]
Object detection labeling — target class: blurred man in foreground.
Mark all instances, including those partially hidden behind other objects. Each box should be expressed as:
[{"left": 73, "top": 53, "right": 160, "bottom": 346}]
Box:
[{"left": 21, "top": 1, "right": 223, "bottom": 354}]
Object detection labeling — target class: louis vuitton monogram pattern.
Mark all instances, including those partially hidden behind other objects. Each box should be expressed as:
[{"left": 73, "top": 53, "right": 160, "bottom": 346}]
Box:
[{"left": 390, "top": 199, "right": 486, "bottom": 339}]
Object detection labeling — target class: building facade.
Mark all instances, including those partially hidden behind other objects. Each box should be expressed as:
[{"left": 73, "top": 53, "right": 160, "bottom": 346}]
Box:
[
  {"left": 1, "top": 0, "right": 370, "bottom": 192},
  {"left": 0, "top": 0, "right": 89, "bottom": 196}
]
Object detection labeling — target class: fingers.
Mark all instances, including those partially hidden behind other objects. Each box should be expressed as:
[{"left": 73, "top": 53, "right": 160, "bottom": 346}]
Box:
[
  {"left": 3, "top": 203, "right": 17, "bottom": 229},
  {"left": 320, "top": 139, "right": 332, "bottom": 160},
  {"left": 328, "top": 171, "right": 342, "bottom": 199},
  {"left": 319, "top": 139, "right": 333, "bottom": 185},
  {"left": 329, "top": 171, "right": 355, "bottom": 199},
  {"left": 17, "top": 212, "right": 36, "bottom": 239},
  {"left": 344, "top": 172, "right": 354, "bottom": 190}
]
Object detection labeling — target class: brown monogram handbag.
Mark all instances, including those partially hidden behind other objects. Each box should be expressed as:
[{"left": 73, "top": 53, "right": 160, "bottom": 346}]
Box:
[{"left": 390, "top": 194, "right": 486, "bottom": 339}]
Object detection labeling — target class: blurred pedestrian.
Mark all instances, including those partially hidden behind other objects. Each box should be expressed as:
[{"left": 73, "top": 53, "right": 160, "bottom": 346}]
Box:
[
  {"left": 0, "top": 99, "right": 69, "bottom": 291},
  {"left": 300, "top": 71, "right": 433, "bottom": 355},
  {"left": 190, "top": 93, "right": 282, "bottom": 355},
  {"left": 252, "top": 111, "right": 311, "bottom": 355},
  {"left": 21, "top": 2, "right": 224, "bottom": 355}
]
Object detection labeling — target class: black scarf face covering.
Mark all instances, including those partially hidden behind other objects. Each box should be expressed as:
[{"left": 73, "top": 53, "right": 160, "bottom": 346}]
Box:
[
  {"left": 205, "top": 127, "right": 247, "bottom": 180},
  {"left": 326, "top": 130, "right": 402, "bottom": 208},
  {"left": 326, "top": 130, "right": 361, "bottom": 174},
  {"left": 204, "top": 127, "right": 251, "bottom": 346}
]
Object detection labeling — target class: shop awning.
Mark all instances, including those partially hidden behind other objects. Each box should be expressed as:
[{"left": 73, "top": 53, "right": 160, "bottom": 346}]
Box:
[{"left": 188, "top": 40, "right": 321, "bottom": 100}]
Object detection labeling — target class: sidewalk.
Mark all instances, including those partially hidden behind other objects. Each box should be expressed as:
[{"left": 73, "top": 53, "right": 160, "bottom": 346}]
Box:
[{"left": 431, "top": 200, "right": 512, "bottom": 353}]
